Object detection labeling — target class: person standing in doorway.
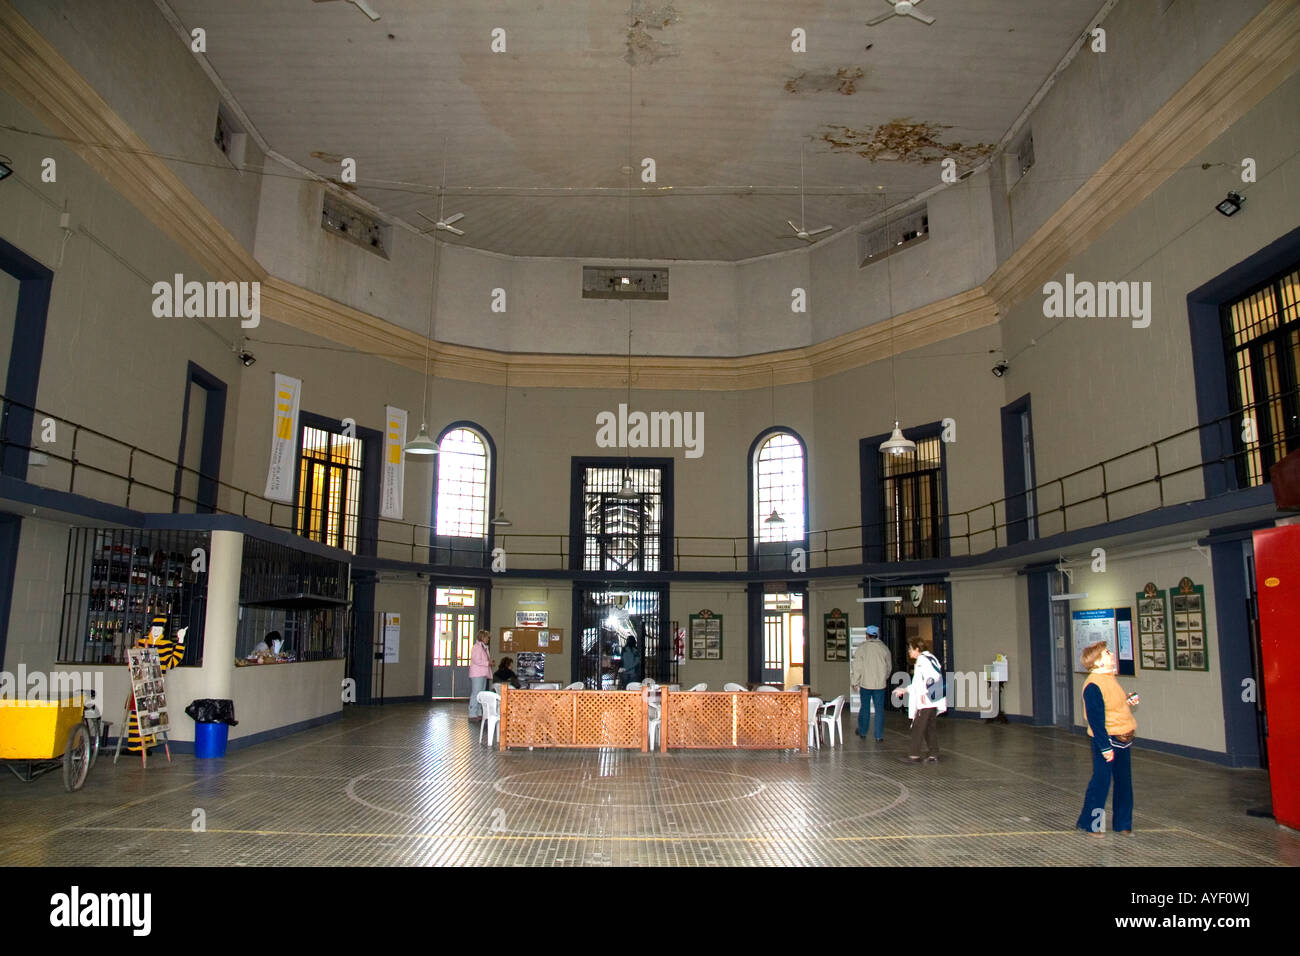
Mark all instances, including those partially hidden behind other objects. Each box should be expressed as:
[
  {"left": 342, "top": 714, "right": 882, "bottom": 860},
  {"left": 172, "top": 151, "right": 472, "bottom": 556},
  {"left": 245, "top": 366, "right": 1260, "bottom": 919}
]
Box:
[
  {"left": 900, "top": 637, "right": 946, "bottom": 761},
  {"left": 1076, "top": 641, "right": 1138, "bottom": 836},
  {"left": 619, "top": 635, "right": 641, "bottom": 688},
  {"left": 468, "top": 629, "right": 493, "bottom": 721},
  {"left": 850, "top": 625, "right": 892, "bottom": 742}
]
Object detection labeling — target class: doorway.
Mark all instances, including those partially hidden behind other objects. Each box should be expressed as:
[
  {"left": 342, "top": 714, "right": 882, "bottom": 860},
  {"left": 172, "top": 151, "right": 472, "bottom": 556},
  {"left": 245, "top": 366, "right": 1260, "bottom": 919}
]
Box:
[
  {"left": 762, "top": 590, "right": 806, "bottom": 687},
  {"left": 576, "top": 586, "right": 665, "bottom": 688},
  {"left": 881, "top": 582, "right": 951, "bottom": 680},
  {"left": 174, "top": 362, "right": 227, "bottom": 513},
  {"left": 430, "top": 586, "right": 479, "bottom": 699},
  {"left": 1048, "top": 571, "right": 1074, "bottom": 728}
]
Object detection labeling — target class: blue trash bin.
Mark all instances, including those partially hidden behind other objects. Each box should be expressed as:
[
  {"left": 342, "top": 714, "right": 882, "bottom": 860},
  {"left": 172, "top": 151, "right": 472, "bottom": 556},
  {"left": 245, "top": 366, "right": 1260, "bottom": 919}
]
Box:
[{"left": 194, "top": 722, "right": 229, "bottom": 758}]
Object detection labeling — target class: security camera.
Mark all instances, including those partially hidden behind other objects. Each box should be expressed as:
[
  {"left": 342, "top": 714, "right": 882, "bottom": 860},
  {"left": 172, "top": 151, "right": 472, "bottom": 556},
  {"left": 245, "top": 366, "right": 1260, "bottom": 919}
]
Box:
[
  {"left": 239, "top": 351, "right": 256, "bottom": 367},
  {"left": 991, "top": 361, "right": 1008, "bottom": 377}
]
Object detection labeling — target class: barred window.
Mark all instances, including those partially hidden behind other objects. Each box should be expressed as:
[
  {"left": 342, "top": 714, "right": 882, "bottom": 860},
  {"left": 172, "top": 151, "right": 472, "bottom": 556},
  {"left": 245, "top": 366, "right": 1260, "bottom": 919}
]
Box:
[
  {"left": 882, "top": 435, "right": 946, "bottom": 561},
  {"left": 580, "top": 466, "right": 663, "bottom": 572},
  {"left": 1223, "top": 266, "right": 1300, "bottom": 487},
  {"left": 297, "top": 425, "right": 362, "bottom": 553},
  {"left": 436, "top": 428, "right": 490, "bottom": 538}
]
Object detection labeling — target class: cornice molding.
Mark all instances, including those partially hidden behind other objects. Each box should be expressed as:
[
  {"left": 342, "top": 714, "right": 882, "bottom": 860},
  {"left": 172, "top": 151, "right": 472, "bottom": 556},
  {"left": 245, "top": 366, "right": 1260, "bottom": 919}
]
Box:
[{"left": 2, "top": 0, "right": 1296, "bottom": 390}]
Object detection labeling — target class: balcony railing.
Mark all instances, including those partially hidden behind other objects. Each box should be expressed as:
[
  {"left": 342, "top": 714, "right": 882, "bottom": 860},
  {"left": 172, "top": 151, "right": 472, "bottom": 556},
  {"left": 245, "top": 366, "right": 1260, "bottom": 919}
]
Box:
[{"left": 0, "top": 386, "right": 1287, "bottom": 574}]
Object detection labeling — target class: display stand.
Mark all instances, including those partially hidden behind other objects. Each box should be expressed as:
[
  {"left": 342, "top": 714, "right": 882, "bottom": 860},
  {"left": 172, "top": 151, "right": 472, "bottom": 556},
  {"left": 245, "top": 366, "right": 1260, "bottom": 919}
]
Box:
[
  {"left": 983, "top": 657, "right": 1009, "bottom": 723},
  {"left": 113, "top": 646, "right": 172, "bottom": 768}
]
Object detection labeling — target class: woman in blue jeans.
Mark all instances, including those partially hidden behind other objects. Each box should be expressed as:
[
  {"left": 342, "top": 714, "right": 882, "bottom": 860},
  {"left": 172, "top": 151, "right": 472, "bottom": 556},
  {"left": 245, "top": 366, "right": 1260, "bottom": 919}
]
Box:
[
  {"left": 850, "top": 626, "right": 892, "bottom": 741},
  {"left": 1076, "top": 641, "right": 1139, "bottom": 835}
]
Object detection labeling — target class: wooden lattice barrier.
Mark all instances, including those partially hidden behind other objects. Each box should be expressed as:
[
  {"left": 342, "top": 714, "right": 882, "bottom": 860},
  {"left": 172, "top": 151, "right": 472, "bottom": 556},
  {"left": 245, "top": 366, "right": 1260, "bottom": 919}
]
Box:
[
  {"left": 661, "top": 688, "right": 808, "bottom": 752},
  {"left": 499, "top": 686, "right": 649, "bottom": 751}
]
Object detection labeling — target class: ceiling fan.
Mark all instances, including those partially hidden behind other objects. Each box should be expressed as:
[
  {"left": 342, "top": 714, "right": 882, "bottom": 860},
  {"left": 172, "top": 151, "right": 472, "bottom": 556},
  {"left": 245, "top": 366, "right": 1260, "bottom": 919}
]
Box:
[
  {"left": 782, "top": 144, "right": 833, "bottom": 243},
  {"left": 866, "top": 0, "right": 935, "bottom": 27},
  {"left": 419, "top": 151, "right": 467, "bottom": 236},
  {"left": 312, "top": 0, "right": 381, "bottom": 23},
  {"left": 418, "top": 210, "right": 465, "bottom": 236}
]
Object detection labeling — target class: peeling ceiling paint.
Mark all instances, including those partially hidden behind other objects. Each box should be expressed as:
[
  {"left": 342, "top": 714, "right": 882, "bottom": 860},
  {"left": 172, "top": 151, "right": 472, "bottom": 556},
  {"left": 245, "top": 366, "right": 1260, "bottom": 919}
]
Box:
[
  {"left": 625, "top": 2, "right": 681, "bottom": 66},
  {"left": 785, "top": 67, "right": 866, "bottom": 95},
  {"left": 821, "top": 119, "right": 995, "bottom": 166}
]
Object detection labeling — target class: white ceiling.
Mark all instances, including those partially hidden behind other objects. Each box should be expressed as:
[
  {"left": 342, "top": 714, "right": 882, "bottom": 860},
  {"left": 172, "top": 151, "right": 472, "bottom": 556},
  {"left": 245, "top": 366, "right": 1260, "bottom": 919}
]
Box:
[{"left": 164, "top": 0, "right": 1104, "bottom": 261}]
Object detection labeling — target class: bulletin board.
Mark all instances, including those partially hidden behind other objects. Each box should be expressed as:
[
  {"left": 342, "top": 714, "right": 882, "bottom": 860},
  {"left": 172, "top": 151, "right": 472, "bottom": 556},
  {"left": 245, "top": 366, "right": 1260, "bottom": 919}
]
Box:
[
  {"left": 1071, "top": 608, "right": 1117, "bottom": 673},
  {"left": 1135, "top": 582, "right": 1170, "bottom": 671},
  {"left": 824, "top": 608, "right": 848, "bottom": 662},
  {"left": 499, "top": 627, "right": 564, "bottom": 654},
  {"left": 689, "top": 610, "right": 722, "bottom": 660},
  {"left": 1169, "top": 577, "right": 1209, "bottom": 672}
]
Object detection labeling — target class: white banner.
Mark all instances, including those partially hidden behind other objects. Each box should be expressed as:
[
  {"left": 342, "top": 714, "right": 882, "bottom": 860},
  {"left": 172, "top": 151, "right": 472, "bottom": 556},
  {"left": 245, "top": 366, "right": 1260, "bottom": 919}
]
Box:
[
  {"left": 263, "top": 373, "right": 302, "bottom": 502},
  {"left": 381, "top": 405, "right": 407, "bottom": 519},
  {"left": 383, "top": 613, "right": 400, "bottom": 664}
]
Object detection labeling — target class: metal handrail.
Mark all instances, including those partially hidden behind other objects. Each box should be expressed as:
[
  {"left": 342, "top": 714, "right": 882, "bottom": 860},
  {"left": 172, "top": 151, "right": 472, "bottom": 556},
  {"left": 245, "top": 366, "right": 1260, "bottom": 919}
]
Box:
[{"left": 0, "top": 384, "right": 1292, "bottom": 572}]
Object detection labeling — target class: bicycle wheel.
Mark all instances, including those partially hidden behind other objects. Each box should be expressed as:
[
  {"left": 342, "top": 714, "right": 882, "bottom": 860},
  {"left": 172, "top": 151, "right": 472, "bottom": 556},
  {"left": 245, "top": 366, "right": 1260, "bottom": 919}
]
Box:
[
  {"left": 63, "top": 723, "right": 90, "bottom": 792},
  {"left": 85, "top": 717, "right": 102, "bottom": 769}
]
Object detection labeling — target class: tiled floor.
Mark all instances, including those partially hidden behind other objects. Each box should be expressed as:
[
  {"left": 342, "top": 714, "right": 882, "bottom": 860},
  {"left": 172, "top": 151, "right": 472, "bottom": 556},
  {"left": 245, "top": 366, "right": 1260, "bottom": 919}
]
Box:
[{"left": 1, "top": 703, "right": 1296, "bottom": 866}]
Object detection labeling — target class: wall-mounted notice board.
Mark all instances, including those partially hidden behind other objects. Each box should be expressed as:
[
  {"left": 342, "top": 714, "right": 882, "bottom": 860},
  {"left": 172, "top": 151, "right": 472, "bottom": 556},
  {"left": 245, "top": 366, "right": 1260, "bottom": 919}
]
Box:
[{"left": 499, "top": 627, "right": 564, "bottom": 655}]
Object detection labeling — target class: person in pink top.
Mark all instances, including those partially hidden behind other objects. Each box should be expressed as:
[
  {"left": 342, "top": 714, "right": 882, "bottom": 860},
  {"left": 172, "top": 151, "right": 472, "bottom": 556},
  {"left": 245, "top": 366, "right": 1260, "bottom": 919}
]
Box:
[{"left": 468, "top": 629, "right": 493, "bottom": 721}]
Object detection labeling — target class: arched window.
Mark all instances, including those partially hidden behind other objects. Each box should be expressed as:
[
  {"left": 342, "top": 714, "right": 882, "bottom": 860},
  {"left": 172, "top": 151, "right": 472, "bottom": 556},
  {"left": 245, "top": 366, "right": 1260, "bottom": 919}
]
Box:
[
  {"left": 752, "top": 430, "right": 806, "bottom": 543},
  {"left": 435, "top": 426, "right": 491, "bottom": 539}
]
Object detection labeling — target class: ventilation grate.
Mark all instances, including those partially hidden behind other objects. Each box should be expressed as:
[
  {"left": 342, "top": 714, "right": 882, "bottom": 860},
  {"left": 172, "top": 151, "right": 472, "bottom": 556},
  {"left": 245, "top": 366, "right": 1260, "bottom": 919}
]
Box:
[
  {"left": 321, "top": 193, "right": 390, "bottom": 258},
  {"left": 582, "top": 266, "right": 669, "bottom": 300},
  {"left": 857, "top": 207, "right": 929, "bottom": 267}
]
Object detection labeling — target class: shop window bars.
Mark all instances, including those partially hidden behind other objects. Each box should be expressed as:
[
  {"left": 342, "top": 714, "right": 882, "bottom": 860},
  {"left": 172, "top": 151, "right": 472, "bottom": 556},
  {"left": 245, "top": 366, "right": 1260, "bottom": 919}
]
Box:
[{"left": 2, "top": 385, "right": 1294, "bottom": 574}]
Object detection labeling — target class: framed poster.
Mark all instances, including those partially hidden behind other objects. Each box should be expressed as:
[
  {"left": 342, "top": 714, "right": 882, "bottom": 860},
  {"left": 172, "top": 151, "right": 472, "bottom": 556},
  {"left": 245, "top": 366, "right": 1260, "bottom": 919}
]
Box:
[
  {"left": 824, "top": 608, "right": 849, "bottom": 662},
  {"left": 689, "top": 610, "right": 722, "bottom": 660},
  {"left": 1135, "top": 582, "right": 1171, "bottom": 671},
  {"left": 1115, "top": 607, "right": 1135, "bottom": 677},
  {"left": 1170, "top": 577, "right": 1209, "bottom": 671},
  {"left": 1071, "top": 609, "right": 1117, "bottom": 673},
  {"left": 382, "top": 612, "right": 400, "bottom": 664},
  {"left": 126, "top": 646, "right": 170, "bottom": 737}
]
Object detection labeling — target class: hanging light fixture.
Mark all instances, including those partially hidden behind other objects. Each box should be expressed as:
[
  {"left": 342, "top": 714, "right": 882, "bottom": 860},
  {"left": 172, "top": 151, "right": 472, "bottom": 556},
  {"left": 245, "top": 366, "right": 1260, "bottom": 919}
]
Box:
[
  {"left": 405, "top": 153, "right": 448, "bottom": 457},
  {"left": 877, "top": 205, "right": 915, "bottom": 458},
  {"left": 763, "top": 364, "right": 784, "bottom": 524},
  {"left": 492, "top": 365, "right": 513, "bottom": 526},
  {"left": 880, "top": 421, "right": 915, "bottom": 457},
  {"left": 614, "top": 99, "right": 638, "bottom": 506}
]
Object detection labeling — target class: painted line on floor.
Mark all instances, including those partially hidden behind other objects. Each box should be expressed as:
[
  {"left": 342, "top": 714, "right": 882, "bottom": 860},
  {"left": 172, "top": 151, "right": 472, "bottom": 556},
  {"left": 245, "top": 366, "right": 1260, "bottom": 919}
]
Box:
[{"left": 66, "top": 824, "right": 1185, "bottom": 843}]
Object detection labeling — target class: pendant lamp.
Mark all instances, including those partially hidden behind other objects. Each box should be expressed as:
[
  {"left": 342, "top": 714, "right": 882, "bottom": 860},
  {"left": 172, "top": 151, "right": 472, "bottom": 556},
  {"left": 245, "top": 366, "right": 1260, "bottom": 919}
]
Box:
[
  {"left": 492, "top": 366, "right": 513, "bottom": 525},
  {"left": 875, "top": 206, "right": 914, "bottom": 458},
  {"left": 406, "top": 154, "right": 449, "bottom": 457},
  {"left": 879, "top": 421, "right": 916, "bottom": 457}
]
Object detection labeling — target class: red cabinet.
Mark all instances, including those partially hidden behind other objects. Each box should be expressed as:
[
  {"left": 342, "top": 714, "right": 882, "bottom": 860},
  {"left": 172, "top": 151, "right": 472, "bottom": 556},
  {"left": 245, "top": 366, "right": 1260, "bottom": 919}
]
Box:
[{"left": 1253, "top": 524, "right": 1300, "bottom": 830}]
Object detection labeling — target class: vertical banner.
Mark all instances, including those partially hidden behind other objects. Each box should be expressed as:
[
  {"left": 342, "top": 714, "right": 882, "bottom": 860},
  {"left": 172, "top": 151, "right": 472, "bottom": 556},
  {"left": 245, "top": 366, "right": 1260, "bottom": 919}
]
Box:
[
  {"left": 383, "top": 613, "right": 400, "bottom": 664},
  {"left": 263, "top": 373, "right": 302, "bottom": 502},
  {"left": 381, "top": 405, "right": 407, "bottom": 519}
]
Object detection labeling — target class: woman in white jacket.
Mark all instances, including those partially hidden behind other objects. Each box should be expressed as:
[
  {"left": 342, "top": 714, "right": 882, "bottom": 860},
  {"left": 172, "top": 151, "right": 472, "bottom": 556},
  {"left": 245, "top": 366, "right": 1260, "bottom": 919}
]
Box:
[{"left": 900, "top": 636, "right": 946, "bottom": 762}]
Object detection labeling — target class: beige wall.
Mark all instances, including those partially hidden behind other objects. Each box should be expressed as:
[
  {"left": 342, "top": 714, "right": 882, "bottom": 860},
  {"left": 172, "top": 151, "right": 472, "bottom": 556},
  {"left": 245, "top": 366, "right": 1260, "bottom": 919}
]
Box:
[
  {"left": 227, "top": 660, "right": 344, "bottom": 742},
  {"left": 949, "top": 572, "right": 1031, "bottom": 717},
  {"left": 1066, "top": 541, "right": 1226, "bottom": 754},
  {"left": 488, "top": 580, "right": 572, "bottom": 685}
]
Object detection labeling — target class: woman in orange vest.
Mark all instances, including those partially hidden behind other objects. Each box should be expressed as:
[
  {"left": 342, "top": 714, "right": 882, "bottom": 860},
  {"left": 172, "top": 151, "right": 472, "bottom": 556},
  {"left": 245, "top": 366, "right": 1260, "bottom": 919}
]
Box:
[{"left": 1076, "top": 640, "right": 1139, "bottom": 835}]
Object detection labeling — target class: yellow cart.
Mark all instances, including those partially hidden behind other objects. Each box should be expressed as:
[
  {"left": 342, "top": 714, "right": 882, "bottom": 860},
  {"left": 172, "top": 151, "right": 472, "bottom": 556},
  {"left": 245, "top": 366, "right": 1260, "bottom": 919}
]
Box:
[{"left": 0, "top": 696, "right": 95, "bottom": 791}]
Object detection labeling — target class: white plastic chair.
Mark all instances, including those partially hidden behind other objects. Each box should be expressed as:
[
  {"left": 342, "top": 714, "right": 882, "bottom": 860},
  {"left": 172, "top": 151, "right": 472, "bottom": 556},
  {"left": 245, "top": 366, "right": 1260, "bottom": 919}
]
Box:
[
  {"left": 626, "top": 681, "right": 643, "bottom": 691},
  {"left": 806, "top": 696, "right": 823, "bottom": 749},
  {"left": 687, "top": 682, "right": 708, "bottom": 692},
  {"left": 819, "top": 695, "right": 847, "bottom": 747},
  {"left": 723, "top": 682, "right": 747, "bottom": 692},
  {"left": 648, "top": 702, "right": 660, "bottom": 749},
  {"left": 757, "top": 684, "right": 780, "bottom": 692},
  {"left": 477, "top": 691, "right": 501, "bottom": 746},
  {"left": 565, "top": 681, "right": 585, "bottom": 690}
]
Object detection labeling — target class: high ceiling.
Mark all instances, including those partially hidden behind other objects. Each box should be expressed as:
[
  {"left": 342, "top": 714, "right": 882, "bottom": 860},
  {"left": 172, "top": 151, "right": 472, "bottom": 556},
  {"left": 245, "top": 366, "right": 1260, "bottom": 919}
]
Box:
[{"left": 163, "top": 0, "right": 1104, "bottom": 261}]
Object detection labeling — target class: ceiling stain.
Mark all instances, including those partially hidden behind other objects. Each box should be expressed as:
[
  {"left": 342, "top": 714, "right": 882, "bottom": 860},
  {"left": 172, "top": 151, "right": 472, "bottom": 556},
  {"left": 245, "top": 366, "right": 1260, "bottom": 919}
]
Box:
[
  {"left": 310, "top": 150, "right": 345, "bottom": 164},
  {"left": 821, "top": 119, "right": 994, "bottom": 166},
  {"left": 625, "top": 2, "right": 681, "bottom": 66},
  {"left": 785, "top": 67, "right": 865, "bottom": 95}
]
